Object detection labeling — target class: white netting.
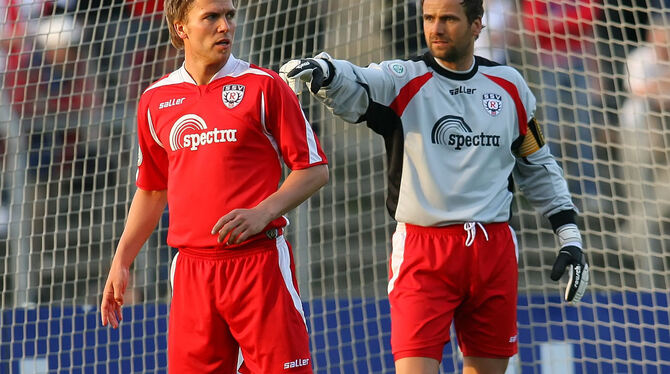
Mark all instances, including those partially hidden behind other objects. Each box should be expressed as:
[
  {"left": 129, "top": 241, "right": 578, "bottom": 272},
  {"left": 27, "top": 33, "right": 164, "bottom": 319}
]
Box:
[{"left": 1, "top": 0, "right": 669, "bottom": 373}]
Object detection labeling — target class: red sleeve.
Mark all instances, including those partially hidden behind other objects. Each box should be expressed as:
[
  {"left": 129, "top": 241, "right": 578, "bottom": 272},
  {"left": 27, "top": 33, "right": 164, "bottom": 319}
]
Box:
[
  {"left": 135, "top": 93, "right": 169, "bottom": 191},
  {"left": 265, "top": 72, "right": 328, "bottom": 170}
]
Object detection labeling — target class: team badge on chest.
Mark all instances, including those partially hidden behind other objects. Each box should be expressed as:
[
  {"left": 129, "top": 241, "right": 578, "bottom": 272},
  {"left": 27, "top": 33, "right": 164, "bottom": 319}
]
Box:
[
  {"left": 482, "top": 93, "right": 503, "bottom": 117},
  {"left": 222, "top": 84, "right": 245, "bottom": 109}
]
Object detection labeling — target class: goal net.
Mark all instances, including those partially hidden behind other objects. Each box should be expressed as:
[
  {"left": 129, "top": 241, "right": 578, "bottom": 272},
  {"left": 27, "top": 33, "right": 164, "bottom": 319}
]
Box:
[{"left": 1, "top": 0, "right": 669, "bottom": 373}]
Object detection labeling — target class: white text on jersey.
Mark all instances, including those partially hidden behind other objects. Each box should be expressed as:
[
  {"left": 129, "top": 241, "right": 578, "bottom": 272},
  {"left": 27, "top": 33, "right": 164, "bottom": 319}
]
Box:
[
  {"left": 283, "top": 358, "right": 310, "bottom": 370},
  {"left": 159, "top": 97, "right": 186, "bottom": 109},
  {"left": 183, "top": 128, "right": 238, "bottom": 150}
]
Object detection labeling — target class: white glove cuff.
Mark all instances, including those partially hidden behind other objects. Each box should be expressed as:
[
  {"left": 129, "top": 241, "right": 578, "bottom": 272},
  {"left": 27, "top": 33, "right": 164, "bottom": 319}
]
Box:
[
  {"left": 556, "top": 223, "right": 582, "bottom": 249},
  {"left": 313, "top": 52, "right": 332, "bottom": 80}
]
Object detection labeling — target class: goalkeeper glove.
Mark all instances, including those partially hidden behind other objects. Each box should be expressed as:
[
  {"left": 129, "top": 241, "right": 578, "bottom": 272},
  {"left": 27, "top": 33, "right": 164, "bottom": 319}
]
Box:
[
  {"left": 279, "top": 57, "right": 330, "bottom": 94},
  {"left": 550, "top": 224, "right": 589, "bottom": 304}
]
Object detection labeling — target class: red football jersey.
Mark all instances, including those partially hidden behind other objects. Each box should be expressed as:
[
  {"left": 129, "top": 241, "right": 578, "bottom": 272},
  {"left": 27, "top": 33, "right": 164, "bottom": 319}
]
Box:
[{"left": 136, "top": 56, "right": 327, "bottom": 248}]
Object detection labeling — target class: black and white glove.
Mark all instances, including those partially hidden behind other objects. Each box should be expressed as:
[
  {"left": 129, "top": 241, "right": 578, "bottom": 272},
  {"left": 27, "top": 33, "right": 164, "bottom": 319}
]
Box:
[
  {"left": 550, "top": 224, "right": 589, "bottom": 304},
  {"left": 279, "top": 56, "right": 330, "bottom": 95}
]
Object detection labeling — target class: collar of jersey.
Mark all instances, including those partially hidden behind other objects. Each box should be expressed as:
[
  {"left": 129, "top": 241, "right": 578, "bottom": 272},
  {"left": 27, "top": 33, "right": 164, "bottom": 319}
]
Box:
[
  {"left": 423, "top": 52, "right": 478, "bottom": 81},
  {"left": 178, "top": 54, "right": 242, "bottom": 85}
]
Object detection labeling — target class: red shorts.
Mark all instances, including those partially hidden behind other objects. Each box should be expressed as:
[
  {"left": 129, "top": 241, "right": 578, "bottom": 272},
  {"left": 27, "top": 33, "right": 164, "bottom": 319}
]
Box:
[
  {"left": 388, "top": 222, "right": 519, "bottom": 361},
  {"left": 168, "top": 235, "right": 312, "bottom": 374}
]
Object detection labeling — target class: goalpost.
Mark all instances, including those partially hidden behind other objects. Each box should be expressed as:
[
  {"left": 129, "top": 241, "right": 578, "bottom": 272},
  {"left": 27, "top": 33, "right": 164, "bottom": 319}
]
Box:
[{"left": 1, "top": 0, "right": 669, "bottom": 373}]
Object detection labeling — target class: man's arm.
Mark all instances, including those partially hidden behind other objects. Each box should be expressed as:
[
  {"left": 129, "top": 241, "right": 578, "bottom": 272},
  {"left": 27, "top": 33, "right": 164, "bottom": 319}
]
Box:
[
  {"left": 212, "top": 164, "right": 329, "bottom": 245},
  {"left": 100, "top": 188, "right": 167, "bottom": 328},
  {"left": 512, "top": 118, "right": 589, "bottom": 304},
  {"left": 280, "top": 53, "right": 398, "bottom": 123}
]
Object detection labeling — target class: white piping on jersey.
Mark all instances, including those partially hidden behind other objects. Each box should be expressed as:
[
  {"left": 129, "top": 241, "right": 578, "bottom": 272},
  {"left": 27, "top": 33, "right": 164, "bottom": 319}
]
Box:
[
  {"left": 259, "top": 92, "right": 281, "bottom": 158},
  {"left": 464, "top": 222, "right": 489, "bottom": 247},
  {"left": 143, "top": 55, "right": 274, "bottom": 92},
  {"left": 233, "top": 67, "right": 273, "bottom": 79},
  {"left": 302, "top": 110, "right": 323, "bottom": 164},
  {"left": 276, "top": 235, "right": 309, "bottom": 330},
  {"left": 147, "top": 108, "right": 165, "bottom": 149}
]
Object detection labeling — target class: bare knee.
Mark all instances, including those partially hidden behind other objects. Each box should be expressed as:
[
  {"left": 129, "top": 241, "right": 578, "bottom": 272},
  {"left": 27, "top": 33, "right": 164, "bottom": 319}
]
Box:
[
  {"left": 463, "top": 356, "right": 509, "bottom": 374},
  {"left": 395, "top": 357, "right": 440, "bottom": 374}
]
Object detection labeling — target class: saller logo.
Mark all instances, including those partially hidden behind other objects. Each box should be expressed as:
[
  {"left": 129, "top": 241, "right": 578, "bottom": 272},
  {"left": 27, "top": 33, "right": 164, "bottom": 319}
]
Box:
[
  {"left": 431, "top": 115, "right": 501, "bottom": 150},
  {"left": 222, "top": 84, "right": 245, "bottom": 108},
  {"left": 284, "top": 358, "right": 310, "bottom": 370},
  {"left": 169, "top": 114, "right": 237, "bottom": 151}
]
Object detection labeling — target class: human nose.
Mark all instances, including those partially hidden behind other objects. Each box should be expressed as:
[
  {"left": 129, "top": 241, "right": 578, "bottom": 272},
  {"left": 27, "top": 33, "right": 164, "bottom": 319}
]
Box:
[{"left": 217, "top": 18, "right": 231, "bottom": 33}]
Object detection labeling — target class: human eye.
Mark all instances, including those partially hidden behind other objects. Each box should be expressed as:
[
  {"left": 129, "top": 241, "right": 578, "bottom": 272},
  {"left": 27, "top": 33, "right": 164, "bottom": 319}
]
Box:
[{"left": 226, "top": 10, "right": 236, "bottom": 19}]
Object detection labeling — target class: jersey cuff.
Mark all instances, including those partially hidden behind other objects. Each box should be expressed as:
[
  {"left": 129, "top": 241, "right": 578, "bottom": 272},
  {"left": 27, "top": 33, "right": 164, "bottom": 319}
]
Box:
[
  {"left": 322, "top": 59, "right": 336, "bottom": 87},
  {"left": 549, "top": 210, "right": 577, "bottom": 232}
]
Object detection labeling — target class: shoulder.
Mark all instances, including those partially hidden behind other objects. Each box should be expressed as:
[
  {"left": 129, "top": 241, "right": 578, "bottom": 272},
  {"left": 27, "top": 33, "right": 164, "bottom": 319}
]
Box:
[
  {"left": 476, "top": 56, "right": 526, "bottom": 84},
  {"left": 233, "top": 62, "right": 278, "bottom": 82},
  {"left": 377, "top": 54, "right": 432, "bottom": 82}
]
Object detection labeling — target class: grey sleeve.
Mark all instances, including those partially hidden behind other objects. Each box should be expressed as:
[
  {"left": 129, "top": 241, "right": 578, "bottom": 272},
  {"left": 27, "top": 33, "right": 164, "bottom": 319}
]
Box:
[
  {"left": 512, "top": 145, "right": 577, "bottom": 219},
  {"left": 313, "top": 57, "right": 398, "bottom": 123}
]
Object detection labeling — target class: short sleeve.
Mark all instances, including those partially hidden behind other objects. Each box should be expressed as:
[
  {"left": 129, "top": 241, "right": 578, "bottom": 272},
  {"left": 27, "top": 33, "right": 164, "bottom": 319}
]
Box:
[
  {"left": 136, "top": 95, "right": 168, "bottom": 190},
  {"left": 265, "top": 75, "right": 328, "bottom": 170}
]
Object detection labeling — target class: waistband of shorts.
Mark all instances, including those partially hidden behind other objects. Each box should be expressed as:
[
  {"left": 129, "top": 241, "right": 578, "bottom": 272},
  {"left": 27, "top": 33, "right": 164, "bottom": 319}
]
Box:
[
  {"left": 396, "top": 222, "right": 509, "bottom": 234},
  {"left": 178, "top": 227, "right": 283, "bottom": 259}
]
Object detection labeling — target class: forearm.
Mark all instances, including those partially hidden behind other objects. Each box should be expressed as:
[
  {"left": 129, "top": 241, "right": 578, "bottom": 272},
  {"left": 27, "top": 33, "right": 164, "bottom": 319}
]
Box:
[
  {"left": 112, "top": 189, "right": 168, "bottom": 268},
  {"left": 255, "top": 164, "right": 329, "bottom": 221}
]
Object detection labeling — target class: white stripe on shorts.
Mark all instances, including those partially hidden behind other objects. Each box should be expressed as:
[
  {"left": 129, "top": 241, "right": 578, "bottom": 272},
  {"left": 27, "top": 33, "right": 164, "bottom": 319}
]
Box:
[{"left": 276, "top": 235, "right": 308, "bottom": 330}]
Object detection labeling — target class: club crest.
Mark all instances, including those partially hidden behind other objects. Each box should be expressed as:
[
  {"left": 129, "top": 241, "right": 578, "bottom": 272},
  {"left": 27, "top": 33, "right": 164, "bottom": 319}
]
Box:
[
  {"left": 482, "top": 93, "right": 503, "bottom": 117},
  {"left": 222, "top": 84, "right": 245, "bottom": 109}
]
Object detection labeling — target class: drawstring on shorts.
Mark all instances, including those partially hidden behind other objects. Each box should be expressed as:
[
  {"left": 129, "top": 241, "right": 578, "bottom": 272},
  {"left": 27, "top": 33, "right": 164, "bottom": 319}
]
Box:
[{"left": 464, "top": 222, "right": 489, "bottom": 246}]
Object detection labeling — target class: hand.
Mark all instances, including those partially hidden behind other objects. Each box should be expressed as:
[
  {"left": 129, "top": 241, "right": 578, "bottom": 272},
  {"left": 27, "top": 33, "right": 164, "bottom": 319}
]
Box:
[
  {"left": 211, "top": 208, "right": 273, "bottom": 245},
  {"left": 279, "top": 58, "right": 329, "bottom": 94},
  {"left": 550, "top": 245, "right": 589, "bottom": 304},
  {"left": 100, "top": 263, "right": 129, "bottom": 328}
]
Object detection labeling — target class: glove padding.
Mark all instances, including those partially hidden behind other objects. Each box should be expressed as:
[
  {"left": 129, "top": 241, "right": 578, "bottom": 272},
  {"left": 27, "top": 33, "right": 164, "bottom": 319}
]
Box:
[
  {"left": 279, "top": 58, "right": 328, "bottom": 94},
  {"left": 550, "top": 245, "right": 589, "bottom": 304}
]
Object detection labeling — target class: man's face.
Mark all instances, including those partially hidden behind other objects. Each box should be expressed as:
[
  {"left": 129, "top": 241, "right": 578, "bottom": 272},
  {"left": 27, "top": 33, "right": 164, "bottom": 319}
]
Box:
[
  {"left": 176, "top": 0, "right": 236, "bottom": 67},
  {"left": 422, "top": 0, "right": 481, "bottom": 65}
]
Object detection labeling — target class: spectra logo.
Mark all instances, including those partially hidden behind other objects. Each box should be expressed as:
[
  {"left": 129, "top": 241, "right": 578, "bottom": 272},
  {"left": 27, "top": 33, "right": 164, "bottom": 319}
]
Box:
[
  {"left": 431, "top": 115, "right": 500, "bottom": 150},
  {"left": 169, "top": 114, "right": 238, "bottom": 151}
]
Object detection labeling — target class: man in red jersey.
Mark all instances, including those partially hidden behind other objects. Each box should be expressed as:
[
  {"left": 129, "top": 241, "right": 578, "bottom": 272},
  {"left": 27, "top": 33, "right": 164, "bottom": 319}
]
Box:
[{"left": 99, "top": 0, "right": 329, "bottom": 373}]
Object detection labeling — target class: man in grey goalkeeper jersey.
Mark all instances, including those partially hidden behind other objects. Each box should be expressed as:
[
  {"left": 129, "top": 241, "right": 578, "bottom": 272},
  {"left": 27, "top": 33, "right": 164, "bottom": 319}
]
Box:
[{"left": 280, "top": 0, "right": 589, "bottom": 373}]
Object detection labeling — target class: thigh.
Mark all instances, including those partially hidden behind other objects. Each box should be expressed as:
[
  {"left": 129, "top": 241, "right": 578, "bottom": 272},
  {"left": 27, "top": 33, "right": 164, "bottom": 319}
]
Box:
[
  {"left": 455, "top": 225, "right": 518, "bottom": 358},
  {"left": 226, "top": 237, "right": 312, "bottom": 374},
  {"left": 169, "top": 252, "right": 239, "bottom": 373}
]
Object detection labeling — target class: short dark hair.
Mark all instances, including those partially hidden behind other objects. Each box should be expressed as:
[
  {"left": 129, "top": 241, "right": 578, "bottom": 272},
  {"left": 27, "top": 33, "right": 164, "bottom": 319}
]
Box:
[{"left": 421, "top": 0, "right": 484, "bottom": 25}]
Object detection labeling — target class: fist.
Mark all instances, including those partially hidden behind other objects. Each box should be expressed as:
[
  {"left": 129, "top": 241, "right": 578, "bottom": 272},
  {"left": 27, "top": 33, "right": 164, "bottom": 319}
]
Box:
[
  {"left": 550, "top": 245, "right": 589, "bottom": 304},
  {"left": 279, "top": 58, "right": 329, "bottom": 94}
]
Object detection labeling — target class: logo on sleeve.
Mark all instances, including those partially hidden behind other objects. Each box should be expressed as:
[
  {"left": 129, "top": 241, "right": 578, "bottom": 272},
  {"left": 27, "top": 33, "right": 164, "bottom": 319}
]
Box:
[
  {"left": 222, "top": 84, "right": 245, "bottom": 108},
  {"left": 482, "top": 93, "right": 503, "bottom": 116},
  {"left": 388, "top": 63, "right": 406, "bottom": 77}
]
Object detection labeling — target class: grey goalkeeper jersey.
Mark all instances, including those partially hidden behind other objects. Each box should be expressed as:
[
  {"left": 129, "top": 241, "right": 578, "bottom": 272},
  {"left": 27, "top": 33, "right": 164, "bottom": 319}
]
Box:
[{"left": 316, "top": 52, "right": 576, "bottom": 227}]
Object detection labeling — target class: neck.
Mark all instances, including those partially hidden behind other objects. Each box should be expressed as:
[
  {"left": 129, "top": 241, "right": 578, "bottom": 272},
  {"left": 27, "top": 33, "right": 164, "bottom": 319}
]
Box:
[
  {"left": 184, "top": 57, "right": 229, "bottom": 85},
  {"left": 434, "top": 54, "right": 475, "bottom": 72}
]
